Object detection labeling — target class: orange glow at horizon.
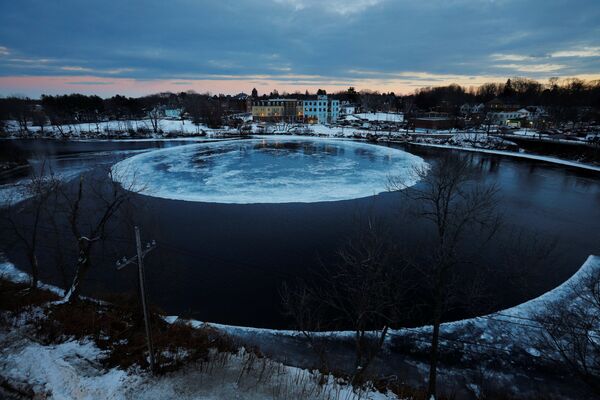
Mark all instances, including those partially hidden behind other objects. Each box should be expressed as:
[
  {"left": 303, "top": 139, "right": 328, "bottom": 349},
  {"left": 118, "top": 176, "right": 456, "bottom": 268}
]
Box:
[{"left": 1, "top": 74, "right": 600, "bottom": 98}]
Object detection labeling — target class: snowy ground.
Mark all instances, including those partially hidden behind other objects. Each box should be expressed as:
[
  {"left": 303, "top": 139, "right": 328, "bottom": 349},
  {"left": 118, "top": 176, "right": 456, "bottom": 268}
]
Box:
[
  {"left": 4, "top": 117, "right": 598, "bottom": 171},
  {"left": 342, "top": 113, "right": 405, "bottom": 123},
  {"left": 410, "top": 131, "right": 518, "bottom": 151},
  {"left": 3, "top": 118, "right": 222, "bottom": 138},
  {"left": 410, "top": 142, "right": 600, "bottom": 172},
  {"left": 1, "top": 255, "right": 598, "bottom": 398},
  {"left": 507, "top": 129, "right": 598, "bottom": 142},
  {"left": 0, "top": 260, "right": 398, "bottom": 400},
  {"left": 0, "top": 328, "right": 395, "bottom": 400}
]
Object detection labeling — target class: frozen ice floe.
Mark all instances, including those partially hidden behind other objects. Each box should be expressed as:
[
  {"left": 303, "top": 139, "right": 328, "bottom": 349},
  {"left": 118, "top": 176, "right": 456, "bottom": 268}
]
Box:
[{"left": 111, "top": 137, "right": 427, "bottom": 204}]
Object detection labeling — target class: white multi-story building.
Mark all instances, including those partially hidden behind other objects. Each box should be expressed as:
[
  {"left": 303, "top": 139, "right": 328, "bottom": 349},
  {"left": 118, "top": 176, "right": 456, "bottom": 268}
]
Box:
[
  {"left": 487, "top": 111, "right": 524, "bottom": 125},
  {"left": 302, "top": 95, "right": 339, "bottom": 124}
]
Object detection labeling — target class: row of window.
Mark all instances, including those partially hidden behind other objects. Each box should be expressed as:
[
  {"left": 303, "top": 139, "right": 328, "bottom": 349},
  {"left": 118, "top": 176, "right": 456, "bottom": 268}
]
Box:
[
  {"left": 304, "top": 102, "right": 339, "bottom": 107},
  {"left": 256, "top": 101, "right": 301, "bottom": 106},
  {"left": 254, "top": 109, "right": 339, "bottom": 115},
  {"left": 493, "top": 113, "right": 525, "bottom": 119},
  {"left": 255, "top": 101, "right": 339, "bottom": 107}
]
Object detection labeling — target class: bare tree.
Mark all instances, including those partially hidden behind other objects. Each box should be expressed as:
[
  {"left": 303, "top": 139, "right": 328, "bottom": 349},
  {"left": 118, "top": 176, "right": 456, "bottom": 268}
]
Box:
[
  {"left": 389, "top": 154, "right": 501, "bottom": 399},
  {"left": 535, "top": 266, "right": 600, "bottom": 396},
  {"left": 1, "top": 163, "right": 59, "bottom": 289},
  {"left": 147, "top": 107, "right": 162, "bottom": 134},
  {"left": 280, "top": 282, "right": 332, "bottom": 373},
  {"left": 31, "top": 110, "right": 47, "bottom": 135},
  {"left": 282, "top": 218, "right": 410, "bottom": 384},
  {"left": 3, "top": 97, "right": 33, "bottom": 134},
  {"left": 56, "top": 167, "right": 142, "bottom": 303},
  {"left": 0, "top": 102, "right": 9, "bottom": 134},
  {"left": 48, "top": 112, "right": 67, "bottom": 137}
]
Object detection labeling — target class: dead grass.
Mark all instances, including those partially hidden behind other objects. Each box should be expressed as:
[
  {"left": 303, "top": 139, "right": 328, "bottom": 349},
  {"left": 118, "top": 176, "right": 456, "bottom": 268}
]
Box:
[
  {"left": 0, "top": 279, "right": 59, "bottom": 313},
  {"left": 0, "top": 279, "right": 236, "bottom": 374},
  {"left": 32, "top": 293, "right": 236, "bottom": 373}
]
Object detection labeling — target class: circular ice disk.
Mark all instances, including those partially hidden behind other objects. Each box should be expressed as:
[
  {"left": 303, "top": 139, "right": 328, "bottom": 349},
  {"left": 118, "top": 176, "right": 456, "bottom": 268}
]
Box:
[{"left": 111, "top": 137, "right": 427, "bottom": 204}]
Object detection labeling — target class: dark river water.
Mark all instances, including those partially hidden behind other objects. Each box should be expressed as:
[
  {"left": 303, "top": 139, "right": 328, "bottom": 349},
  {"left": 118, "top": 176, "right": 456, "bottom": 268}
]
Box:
[{"left": 1, "top": 138, "right": 599, "bottom": 328}]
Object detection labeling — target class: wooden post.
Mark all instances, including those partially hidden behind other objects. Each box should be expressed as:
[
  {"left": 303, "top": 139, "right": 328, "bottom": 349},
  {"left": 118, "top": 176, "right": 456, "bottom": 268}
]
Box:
[
  {"left": 135, "top": 226, "right": 155, "bottom": 373},
  {"left": 117, "top": 228, "right": 157, "bottom": 373}
]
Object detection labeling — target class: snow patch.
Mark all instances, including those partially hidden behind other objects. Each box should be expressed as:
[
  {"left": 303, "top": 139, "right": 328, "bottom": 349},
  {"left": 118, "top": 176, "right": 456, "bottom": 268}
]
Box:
[
  {"left": 0, "top": 329, "right": 397, "bottom": 400},
  {"left": 411, "top": 142, "right": 600, "bottom": 172}
]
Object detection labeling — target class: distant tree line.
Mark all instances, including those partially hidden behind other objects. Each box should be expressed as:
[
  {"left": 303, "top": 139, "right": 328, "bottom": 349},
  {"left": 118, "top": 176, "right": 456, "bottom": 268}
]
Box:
[
  {"left": 0, "top": 91, "right": 249, "bottom": 133},
  {"left": 1, "top": 77, "right": 599, "bottom": 134},
  {"left": 411, "top": 77, "right": 600, "bottom": 123}
]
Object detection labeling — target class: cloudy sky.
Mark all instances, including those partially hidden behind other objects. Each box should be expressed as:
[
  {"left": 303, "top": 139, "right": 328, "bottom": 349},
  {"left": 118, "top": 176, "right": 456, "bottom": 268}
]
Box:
[{"left": 1, "top": 0, "right": 599, "bottom": 97}]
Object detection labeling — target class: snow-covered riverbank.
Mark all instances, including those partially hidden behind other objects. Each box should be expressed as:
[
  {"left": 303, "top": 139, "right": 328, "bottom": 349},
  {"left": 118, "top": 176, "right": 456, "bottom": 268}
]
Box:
[
  {"left": 0, "top": 329, "right": 392, "bottom": 400},
  {"left": 0, "top": 260, "right": 396, "bottom": 400},
  {"left": 1, "top": 254, "right": 598, "bottom": 398},
  {"left": 3, "top": 117, "right": 599, "bottom": 173}
]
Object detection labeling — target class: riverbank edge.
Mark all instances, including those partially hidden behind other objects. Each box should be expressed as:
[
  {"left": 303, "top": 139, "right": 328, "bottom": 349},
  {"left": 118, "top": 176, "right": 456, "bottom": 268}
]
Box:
[
  {"left": 1, "top": 254, "right": 597, "bottom": 351},
  {"left": 2, "top": 133, "right": 600, "bottom": 173}
]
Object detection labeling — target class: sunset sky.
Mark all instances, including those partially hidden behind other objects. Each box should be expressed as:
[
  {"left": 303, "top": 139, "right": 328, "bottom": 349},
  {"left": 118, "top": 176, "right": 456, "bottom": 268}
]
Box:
[{"left": 1, "top": 0, "right": 599, "bottom": 97}]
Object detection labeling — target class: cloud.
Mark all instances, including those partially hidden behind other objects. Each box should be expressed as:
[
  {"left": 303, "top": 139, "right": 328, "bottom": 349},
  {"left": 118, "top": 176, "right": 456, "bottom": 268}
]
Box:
[
  {"left": 272, "top": 0, "right": 385, "bottom": 15},
  {"left": 490, "top": 53, "right": 539, "bottom": 62},
  {"left": 551, "top": 46, "right": 600, "bottom": 57},
  {"left": 60, "top": 65, "right": 135, "bottom": 74},
  {"left": 0, "top": 0, "right": 599, "bottom": 96},
  {"left": 61, "top": 65, "right": 93, "bottom": 72},
  {"left": 495, "top": 63, "right": 566, "bottom": 73},
  {"left": 8, "top": 57, "right": 53, "bottom": 64},
  {"left": 65, "top": 80, "right": 115, "bottom": 85}
]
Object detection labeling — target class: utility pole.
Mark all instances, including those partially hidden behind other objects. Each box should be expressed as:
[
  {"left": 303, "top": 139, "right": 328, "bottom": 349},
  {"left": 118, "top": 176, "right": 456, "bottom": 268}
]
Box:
[{"left": 116, "top": 226, "right": 157, "bottom": 373}]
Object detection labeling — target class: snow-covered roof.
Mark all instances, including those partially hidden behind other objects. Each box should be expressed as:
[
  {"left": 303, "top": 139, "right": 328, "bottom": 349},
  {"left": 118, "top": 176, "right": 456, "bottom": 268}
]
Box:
[{"left": 353, "top": 112, "right": 404, "bottom": 122}]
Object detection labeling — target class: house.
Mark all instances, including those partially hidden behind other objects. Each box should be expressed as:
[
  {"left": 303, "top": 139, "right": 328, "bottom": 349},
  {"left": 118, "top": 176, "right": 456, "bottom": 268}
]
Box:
[
  {"left": 302, "top": 95, "right": 339, "bottom": 124},
  {"left": 146, "top": 105, "right": 182, "bottom": 119},
  {"left": 412, "top": 112, "right": 455, "bottom": 130},
  {"left": 472, "top": 103, "right": 485, "bottom": 113},
  {"left": 251, "top": 99, "right": 303, "bottom": 122},
  {"left": 164, "top": 107, "right": 182, "bottom": 119},
  {"left": 340, "top": 103, "right": 357, "bottom": 115},
  {"left": 486, "top": 98, "right": 505, "bottom": 110},
  {"left": 528, "top": 106, "right": 548, "bottom": 120},
  {"left": 460, "top": 103, "right": 472, "bottom": 115},
  {"left": 460, "top": 103, "right": 485, "bottom": 115},
  {"left": 516, "top": 108, "right": 532, "bottom": 120},
  {"left": 251, "top": 95, "right": 340, "bottom": 124},
  {"left": 233, "top": 93, "right": 249, "bottom": 100},
  {"left": 487, "top": 111, "right": 525, "bottom": 125}
]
